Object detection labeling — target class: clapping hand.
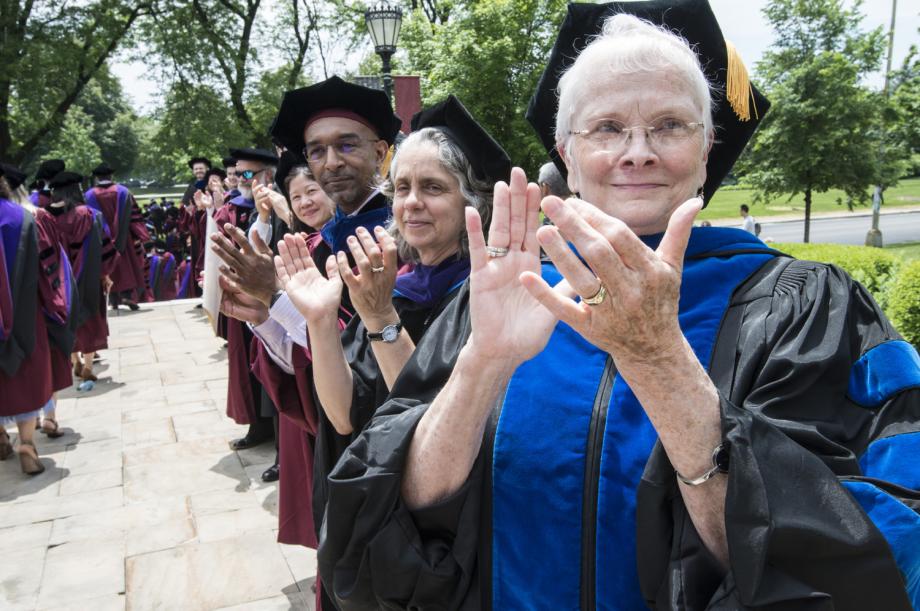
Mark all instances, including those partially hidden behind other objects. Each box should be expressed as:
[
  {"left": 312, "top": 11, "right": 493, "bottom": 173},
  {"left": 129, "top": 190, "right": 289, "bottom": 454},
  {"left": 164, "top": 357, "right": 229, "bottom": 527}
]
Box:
[
  {"left": 253, "top": 183, "right": 291, "bottom": 227},
  {"left": 218, "top": 274, "right": 268, "bottom": 325},
  {"left": 193, "top": 189, "right": 213, "bottom": 211},
  {"left": 336, "top": 226, "right": 399, "bottom": 329},
  {"left": 521, "top": 196, "right": 701, "bottom": 362},
  {"left": 275, "top": 233, "right": 343, "bottom": 324},
  {"left": 209, "top": 224, "right": 279, "bottom": 306}
]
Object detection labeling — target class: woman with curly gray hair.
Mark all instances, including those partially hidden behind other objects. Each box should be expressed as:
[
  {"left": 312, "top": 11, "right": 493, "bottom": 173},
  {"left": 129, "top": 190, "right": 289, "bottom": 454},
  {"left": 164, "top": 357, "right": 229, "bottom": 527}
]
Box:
[{"left": 276, "top": 95, "right": 510, "bottom": 440}]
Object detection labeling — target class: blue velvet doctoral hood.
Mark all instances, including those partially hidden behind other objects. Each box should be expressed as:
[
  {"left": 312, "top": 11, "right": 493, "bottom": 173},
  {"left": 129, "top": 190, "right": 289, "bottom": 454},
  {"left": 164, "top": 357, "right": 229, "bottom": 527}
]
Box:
[{"left": 491, "top": 227, "right": 779, "bottom": 609}]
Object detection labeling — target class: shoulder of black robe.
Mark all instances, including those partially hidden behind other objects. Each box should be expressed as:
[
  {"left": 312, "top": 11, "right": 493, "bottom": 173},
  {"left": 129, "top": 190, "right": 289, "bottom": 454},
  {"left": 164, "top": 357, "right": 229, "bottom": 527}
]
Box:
[
  {"left": 0, "top": 204, "right": 39, "bottom": 377},
  {"left": 319, "top": 280, "right": 487, "bottom": 610},
  {"left": 637, "top": 257, "right": 920, "bottom": 610},
  {"left": 340, "top": 289, "right": 463, "bottom": 445}
]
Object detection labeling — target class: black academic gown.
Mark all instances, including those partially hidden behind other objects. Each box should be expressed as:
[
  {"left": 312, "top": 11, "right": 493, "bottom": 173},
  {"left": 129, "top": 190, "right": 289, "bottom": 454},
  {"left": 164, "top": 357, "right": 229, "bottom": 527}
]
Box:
[{"left": 317, "top": 229, "right": 920, "bottom": 610}]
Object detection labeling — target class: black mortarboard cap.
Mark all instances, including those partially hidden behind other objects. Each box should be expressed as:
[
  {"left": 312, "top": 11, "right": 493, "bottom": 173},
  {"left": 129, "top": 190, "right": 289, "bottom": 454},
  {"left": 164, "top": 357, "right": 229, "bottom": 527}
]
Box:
[
  {"left": 411, "top": 95, "right": 512, "bottom": 186},
  {"left": 270, "top": 76, "right": 403, "bottom": 153},
  {"left": 0, "top": 163, "right": 27, "bottom": 190},
  {"left": 48, "top": 171, "right": 83, "bottom": 189},
  {"left": 92, "top": 163, "right": 114, "bottom": 176},
  {"left": 274, "top": 150, "right": 308, "bottom": 199},
  {"left": 207, "top": 168, "right": 227, "bottom": 180},
  {"left": 187, "top": 157, "right": 212, "bottom": 170},
  {"left": 35, "top": 159, "right": 66, "bottom": 181},
  {"left": 222, "top": 156, "right": 238, "bottom": 168},
  {"left": 526, "top": 0, "right": 770, "bottom": 205},
  {"left": 229, "top": 148, "right": 279, "bottom": 165}
]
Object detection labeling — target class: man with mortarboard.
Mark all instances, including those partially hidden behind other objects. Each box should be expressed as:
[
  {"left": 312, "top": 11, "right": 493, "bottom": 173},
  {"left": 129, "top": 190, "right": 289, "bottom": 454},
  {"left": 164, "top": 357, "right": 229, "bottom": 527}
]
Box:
[
  {"left": 222, "top": 156, "right": 240, "bottom": 196},
  {"left": 86, "top": 163, "right": 149, "bottom": 311},
  {"left": 208, "top": 147, "right": 280, "bottom": 452},
  {"left": 179, "top": 157, "right": 213, "bottom": 297}
]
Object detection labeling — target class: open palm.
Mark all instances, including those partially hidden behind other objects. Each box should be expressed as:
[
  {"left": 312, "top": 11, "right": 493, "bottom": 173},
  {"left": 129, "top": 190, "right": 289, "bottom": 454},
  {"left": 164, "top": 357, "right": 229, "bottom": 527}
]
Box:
[
  {"left": 466, "top": 168, "right": 559, "bottom": 367},
  {"left": 275, "top": 233, "right": 342, "bottom": 323}
]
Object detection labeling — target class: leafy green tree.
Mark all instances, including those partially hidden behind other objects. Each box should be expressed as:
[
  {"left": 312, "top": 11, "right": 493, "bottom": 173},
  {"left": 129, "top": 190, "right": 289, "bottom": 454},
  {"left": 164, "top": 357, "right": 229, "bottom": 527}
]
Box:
[
  {"left": 739, "top": 0, "right": 888, "bottom": 242},
  {"left": 890, "top": 45, "right": 920, "bottom": 176},
  {"left": 0, "top": 1, "right": 152, "bottom": 164},
  {"left": 396, "top": 0, "right": 568, "bottom": 172},
  {"left": 45, "top": 108, "right": 103, "bottom": 176}
]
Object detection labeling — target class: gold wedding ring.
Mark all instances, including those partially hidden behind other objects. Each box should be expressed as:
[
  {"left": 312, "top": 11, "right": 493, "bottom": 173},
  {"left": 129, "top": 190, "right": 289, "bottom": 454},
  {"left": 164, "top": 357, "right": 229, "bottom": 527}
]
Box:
[
  {"left": 486, "top": 246, "right": 510, "bottom": 258},
  {"left": 583, "top": 284, "right": 608, "bottom": 306}
]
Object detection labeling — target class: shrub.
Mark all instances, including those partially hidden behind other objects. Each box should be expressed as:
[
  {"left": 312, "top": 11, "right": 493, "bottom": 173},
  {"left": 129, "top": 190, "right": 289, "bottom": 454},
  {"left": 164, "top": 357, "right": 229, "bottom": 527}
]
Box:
[{"left": 888, "top": 261, "right": 920, "bottom": 348}]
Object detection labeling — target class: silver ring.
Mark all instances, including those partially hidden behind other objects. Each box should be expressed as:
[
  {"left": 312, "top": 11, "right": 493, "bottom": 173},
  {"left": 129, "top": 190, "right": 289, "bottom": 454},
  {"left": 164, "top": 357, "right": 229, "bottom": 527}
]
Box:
[
  {"left": 583, "top": 284, "right": 607, "bottom": 306},
  {"left": 371, "top": 266, "right": 385, "bottom": 273},
  {"left": 486, "top": 246, "right": 510, "bottom": 258}
]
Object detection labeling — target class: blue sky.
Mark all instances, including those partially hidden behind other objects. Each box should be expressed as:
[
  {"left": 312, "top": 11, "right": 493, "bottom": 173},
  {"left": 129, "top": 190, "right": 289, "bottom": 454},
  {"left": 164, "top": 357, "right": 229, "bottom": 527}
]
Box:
[{"left": 112, "top": 0, "right": 919, "bottom": 113}]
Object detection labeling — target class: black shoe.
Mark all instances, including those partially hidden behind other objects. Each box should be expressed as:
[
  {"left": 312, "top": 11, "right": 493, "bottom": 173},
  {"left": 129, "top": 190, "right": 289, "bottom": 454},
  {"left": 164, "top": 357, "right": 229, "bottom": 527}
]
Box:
[
  {"left": 127, "top": 301, "right": 140, "bottom": 311},
  {"left": 261, "top": 464, "right": 279, "bottom": 483},
  {"left": 229, "top": 435, "right": 270, "bottom": 451}
]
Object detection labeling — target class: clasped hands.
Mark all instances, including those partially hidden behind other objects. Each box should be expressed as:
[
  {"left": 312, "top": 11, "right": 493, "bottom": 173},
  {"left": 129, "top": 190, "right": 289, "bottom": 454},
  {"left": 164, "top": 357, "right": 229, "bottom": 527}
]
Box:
[{"left": 465, "top": 167, "right": 702, "bottom": 371}]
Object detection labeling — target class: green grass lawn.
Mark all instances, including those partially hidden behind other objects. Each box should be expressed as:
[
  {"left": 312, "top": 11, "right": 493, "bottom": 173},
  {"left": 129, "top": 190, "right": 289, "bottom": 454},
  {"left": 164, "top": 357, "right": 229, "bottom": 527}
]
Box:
[
  {"left": 886, "top": 241, "right": 920, "bottom": 262},
  {"left": 700, "top": 177, "right": 920, "bottom": 221}
]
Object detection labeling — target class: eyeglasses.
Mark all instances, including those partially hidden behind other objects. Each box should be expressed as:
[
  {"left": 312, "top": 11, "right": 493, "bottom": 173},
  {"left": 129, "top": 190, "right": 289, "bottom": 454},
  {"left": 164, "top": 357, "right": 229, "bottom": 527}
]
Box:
[
  {"left": 238, "top": 169, "right": 266, "bottom": 180},
  {"left": 303, "top": 137, "right": 377, "bottom": 163},
  {"left": 568, "top": 118, "right": 704, "bottom": 153}
]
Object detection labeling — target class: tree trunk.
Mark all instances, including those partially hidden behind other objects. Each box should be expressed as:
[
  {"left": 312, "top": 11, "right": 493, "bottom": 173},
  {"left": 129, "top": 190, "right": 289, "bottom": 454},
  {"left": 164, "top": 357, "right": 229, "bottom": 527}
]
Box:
[{"left": 804, "top": 187, "right": 812, "bottom": 243}]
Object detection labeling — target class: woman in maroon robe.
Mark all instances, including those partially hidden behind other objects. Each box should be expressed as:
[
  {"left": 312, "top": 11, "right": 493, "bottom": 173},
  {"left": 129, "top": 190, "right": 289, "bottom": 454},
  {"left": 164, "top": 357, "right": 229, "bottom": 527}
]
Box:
[
  {"left": 0, "top": 171, "right": 71, "bottom": 474},
  {"left": 48, "top": 172, "right": 118, "bottom": 382}
]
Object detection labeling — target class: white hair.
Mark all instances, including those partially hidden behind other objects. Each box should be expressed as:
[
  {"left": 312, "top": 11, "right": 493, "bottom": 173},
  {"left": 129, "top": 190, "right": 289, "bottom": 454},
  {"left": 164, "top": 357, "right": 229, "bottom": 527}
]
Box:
[{"left": 555, "top": 14, "right": 714, "bottom": 156}]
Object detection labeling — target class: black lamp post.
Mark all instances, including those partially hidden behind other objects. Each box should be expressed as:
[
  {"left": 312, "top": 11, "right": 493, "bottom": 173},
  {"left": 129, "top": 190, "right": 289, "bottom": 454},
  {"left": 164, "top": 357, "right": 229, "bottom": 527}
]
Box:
[{"left": 364, "top": 3, "right": 403, "bottom": 102}]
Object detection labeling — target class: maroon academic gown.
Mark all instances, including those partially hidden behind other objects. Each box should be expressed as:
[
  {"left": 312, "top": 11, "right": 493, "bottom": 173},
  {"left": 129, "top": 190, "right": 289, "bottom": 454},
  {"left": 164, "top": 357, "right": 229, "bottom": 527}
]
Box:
[
  {"left": 213, "top": 201, "right": 261, "bottom": 425},
  {"left": 52, "top": 206, "right": 118, "bottom": 354},
  {"left": 178, "top": 205, "right": 206, "bottom": 296},
  {"left": 0, "top": 202, "right": 70, "bottom": 416},
  {"left": 86, "top": 184, "right": 147, "bottom": 295}
]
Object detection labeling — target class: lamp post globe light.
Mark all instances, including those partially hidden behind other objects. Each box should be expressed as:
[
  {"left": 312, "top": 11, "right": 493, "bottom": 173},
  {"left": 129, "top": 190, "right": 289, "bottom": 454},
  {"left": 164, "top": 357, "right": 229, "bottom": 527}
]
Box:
[{"left": 364, "top": 3, "right": 403, "bottom": 102}]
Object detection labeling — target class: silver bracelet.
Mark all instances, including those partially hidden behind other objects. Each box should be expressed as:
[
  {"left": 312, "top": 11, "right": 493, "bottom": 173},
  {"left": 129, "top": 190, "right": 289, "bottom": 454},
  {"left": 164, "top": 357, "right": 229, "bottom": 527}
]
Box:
[{"left": 675, "top": 442, "right": 730, "bottom": 486}]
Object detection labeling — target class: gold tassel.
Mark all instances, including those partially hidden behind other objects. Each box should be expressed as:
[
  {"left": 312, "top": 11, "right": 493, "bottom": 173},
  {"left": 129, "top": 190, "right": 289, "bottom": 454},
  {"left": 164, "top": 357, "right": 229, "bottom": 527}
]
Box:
[
  {"left": 380, "top": 144, "right": 395, "bottom": 179},
  {"left": 725, "top": 40, "right": 759, "bottom": 122}
]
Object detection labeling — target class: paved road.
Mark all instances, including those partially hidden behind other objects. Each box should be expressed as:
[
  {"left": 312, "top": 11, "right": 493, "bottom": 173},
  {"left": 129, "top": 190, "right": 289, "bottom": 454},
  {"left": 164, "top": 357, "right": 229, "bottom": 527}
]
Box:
[{"left": 746, "top": 211, "right": 920, "bottom": 245}]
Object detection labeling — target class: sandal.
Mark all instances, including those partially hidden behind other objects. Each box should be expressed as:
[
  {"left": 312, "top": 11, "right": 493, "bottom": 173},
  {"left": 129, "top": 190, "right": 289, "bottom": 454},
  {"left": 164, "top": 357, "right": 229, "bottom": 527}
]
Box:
[
  {"left": 0, "top": 431, "right": 12, "bottom": 461},
  {"left": 18, "top": 441, "right": 45, "bottom": 476},
  {"left": 41, "top": 418, "right": 64, "bottom": 439},
  {"left": 80, "top": 367, "right": 98, "bottom": 382}
]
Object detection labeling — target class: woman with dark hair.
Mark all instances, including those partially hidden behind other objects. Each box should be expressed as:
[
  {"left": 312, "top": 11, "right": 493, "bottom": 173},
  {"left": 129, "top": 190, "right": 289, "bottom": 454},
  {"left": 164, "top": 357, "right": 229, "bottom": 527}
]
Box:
[
  {"left": 0, "top": 167, "right": 71, "bottom": 473},
  {"left": 47, "top": 172, "right": 118, "bottom": 386}
]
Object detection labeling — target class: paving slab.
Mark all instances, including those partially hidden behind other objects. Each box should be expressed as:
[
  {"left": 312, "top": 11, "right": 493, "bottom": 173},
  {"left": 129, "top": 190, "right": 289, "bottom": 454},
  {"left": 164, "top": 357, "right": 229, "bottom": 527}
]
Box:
[{"left": 0, "top": 303, "right": 318, "bottom": 610}]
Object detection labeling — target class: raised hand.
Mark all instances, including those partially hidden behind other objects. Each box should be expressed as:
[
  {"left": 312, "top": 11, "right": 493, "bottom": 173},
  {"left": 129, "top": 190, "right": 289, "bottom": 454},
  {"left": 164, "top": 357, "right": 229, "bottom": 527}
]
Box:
[
  {"left": 336, "top": 226, "right": 398, "bottom": 330},
  {"left": 209, "top": 223, "right": 278, "bottom": 306},
  {"left": 193, "top": 189, "right": 213, "bottom": 211},
  {"left": 218, "top": 274, "right": 269, "bottom": 325},
  {"left": 465, "top": 167, "right": 560, "bottom": 369},
  {"left": 275, "top": 233, "right": 343, "bottom": 324},
  {"left": 253, "top": 184, "right": 291, "bottom": 227},
  {"left": 521, "top": 196, "right": 701, "bottom": 362}
]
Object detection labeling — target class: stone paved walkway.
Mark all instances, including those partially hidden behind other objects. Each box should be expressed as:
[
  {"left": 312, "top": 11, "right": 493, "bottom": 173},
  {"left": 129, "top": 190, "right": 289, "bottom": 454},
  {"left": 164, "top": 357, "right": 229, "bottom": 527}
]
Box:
[{"left": 1, "top": 301, "right": 316, "bottom": 611}]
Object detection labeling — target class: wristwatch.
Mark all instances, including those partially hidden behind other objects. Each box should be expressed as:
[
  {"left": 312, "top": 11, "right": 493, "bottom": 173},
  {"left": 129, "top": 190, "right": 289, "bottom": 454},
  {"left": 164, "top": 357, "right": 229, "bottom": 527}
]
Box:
[
  {"left": 675, "top": 442, "right": 730, "bottom": 486},
  {"left": 367, "top": 322, "right": 402, "bottom": 343}
]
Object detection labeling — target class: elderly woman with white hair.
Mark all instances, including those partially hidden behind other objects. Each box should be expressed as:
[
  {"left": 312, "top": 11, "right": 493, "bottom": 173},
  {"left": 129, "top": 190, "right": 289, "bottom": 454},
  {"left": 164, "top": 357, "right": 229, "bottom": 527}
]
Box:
[{"left": 318, "top": 2, "right": 920, "bottom": 609}]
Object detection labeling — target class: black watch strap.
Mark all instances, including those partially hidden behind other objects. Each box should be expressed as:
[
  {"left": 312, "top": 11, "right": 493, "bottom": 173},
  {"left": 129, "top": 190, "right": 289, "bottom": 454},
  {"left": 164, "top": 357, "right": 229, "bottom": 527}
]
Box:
[{"left": 367, "top": 322, "right": 403, "bottom": 342}]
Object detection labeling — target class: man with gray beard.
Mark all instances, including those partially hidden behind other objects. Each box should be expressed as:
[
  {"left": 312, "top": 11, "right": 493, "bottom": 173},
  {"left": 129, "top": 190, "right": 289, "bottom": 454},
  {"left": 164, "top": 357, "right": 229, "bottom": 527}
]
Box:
[{"left": 211, "top": 148, "right": 279, "bottom": 452}]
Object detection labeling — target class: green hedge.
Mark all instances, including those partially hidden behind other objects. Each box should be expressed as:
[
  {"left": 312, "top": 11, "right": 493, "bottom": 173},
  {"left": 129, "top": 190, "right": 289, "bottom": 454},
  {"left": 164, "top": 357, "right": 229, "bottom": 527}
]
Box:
[
  {"left": 888, "top": 261, "right": 920, "bottom": 348},
  {"left": 773, "top": 243, "right": 919, "bottom": 347}
]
